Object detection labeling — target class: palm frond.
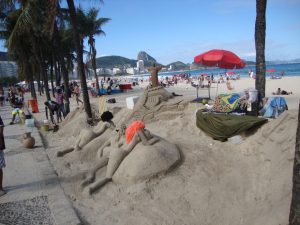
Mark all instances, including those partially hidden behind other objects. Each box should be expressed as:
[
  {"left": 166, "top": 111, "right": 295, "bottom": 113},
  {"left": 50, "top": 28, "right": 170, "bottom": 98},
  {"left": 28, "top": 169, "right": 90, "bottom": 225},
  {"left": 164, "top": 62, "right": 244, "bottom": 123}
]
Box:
[{"left": 7, "top": 3, "right": 32, "bottom": 48}]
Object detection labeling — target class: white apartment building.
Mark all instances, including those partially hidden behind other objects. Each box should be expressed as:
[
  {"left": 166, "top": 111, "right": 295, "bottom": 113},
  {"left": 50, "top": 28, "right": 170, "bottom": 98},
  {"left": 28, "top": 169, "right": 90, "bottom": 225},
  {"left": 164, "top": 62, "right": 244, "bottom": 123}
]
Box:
[
  {"left": 126, "top": 68, "right": 138, "bottom": 75},
  {"left": 137, "top": 60, "right": 144, "bottom": 73},
  {"left": 97, "top": 68, "right": 113, "bottom": 76}
]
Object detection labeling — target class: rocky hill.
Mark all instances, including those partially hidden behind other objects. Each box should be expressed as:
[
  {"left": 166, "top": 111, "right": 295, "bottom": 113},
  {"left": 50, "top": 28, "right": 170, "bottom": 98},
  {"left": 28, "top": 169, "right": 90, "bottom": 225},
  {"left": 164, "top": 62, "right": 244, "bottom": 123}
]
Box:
[
  {"left": 94, "top": 56, "right": 137, "bottom": 68},
  {"left": 167, "top": 61, "right": 189, "bottom": 71},
  {"left": 93, "top": 52, "right": 161, "bottom": 69},
  {"left": 137, "top": 51, "right": 156, "bottom": 63}
]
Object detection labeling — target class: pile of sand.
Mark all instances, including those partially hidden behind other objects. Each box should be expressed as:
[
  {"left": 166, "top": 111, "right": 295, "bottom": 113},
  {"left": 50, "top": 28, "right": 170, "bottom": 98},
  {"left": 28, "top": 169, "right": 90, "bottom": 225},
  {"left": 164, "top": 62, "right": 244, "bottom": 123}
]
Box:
[{"left": 45, "top": 100, "right": 297, "bottom": 225}]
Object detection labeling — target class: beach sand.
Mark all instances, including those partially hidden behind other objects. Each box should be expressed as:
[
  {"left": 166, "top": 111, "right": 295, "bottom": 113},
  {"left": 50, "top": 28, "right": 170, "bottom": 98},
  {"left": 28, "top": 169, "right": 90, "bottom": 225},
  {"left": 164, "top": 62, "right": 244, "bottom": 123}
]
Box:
[{"left": 30, "top": 76, "right": 299, "bottom": 225}]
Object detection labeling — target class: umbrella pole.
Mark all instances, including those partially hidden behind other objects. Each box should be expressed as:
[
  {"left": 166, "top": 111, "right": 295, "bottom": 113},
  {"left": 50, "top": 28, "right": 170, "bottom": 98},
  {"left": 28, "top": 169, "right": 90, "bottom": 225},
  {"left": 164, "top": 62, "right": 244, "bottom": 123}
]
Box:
[{"left": 216, "top": 82, "right": 219, "bottom": 98}]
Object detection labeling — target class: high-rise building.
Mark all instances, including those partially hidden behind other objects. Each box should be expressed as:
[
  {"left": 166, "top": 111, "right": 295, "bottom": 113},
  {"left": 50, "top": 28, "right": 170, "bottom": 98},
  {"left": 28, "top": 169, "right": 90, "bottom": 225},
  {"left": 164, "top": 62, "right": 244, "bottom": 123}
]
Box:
[
  {"left": 137, "top": 60, "right": 144, "bottom": 73},
  {"left": 0, "top": 61, "right": 18, "bottom": 78}
]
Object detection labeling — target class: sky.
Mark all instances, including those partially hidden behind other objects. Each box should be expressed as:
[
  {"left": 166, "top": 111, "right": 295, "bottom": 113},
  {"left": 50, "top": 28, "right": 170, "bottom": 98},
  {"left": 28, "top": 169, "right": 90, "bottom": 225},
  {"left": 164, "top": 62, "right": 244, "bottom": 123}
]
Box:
[{"left": 1, "top": 0, "right": 300, "bottom": 65}]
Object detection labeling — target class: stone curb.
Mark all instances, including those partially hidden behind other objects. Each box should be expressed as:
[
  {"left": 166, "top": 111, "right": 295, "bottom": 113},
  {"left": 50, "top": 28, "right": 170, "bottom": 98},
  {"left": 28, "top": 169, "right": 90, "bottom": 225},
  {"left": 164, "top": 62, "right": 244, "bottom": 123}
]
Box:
[{"left": 30, "top": 115, "right": 82, "bottom": 225}]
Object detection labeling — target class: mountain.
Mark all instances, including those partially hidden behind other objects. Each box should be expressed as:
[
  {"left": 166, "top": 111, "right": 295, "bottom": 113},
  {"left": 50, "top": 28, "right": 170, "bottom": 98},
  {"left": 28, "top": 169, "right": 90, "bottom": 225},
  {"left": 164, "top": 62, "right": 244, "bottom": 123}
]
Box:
[
  {"left": 137, "top": 51, "right": 156, "bottom": 63},
  {"left": 94, "top": 56, "right": 137, "bottom": 68},
  {"left": 93, "top": 52, "right": 161, "bottom": 69},
  {"left": 92, "top": 53, "right": 300, "bottom": 71},
  {"left": 167, "top": 61, "right": 189, "bottom": 70}
]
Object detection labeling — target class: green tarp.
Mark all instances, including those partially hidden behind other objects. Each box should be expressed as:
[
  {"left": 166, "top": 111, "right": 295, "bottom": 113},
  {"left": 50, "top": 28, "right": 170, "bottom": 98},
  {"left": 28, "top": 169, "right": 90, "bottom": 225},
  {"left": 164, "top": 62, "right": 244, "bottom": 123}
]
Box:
[{"left": 196, "top": 110, "right": 268, "bottom": 141}]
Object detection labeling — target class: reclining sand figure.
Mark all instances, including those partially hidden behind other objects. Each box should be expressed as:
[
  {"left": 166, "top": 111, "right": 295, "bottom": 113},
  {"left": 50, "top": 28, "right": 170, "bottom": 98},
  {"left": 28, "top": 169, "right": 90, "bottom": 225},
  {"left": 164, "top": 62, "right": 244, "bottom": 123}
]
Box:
[
  {"left": 81, "top": 121, "right": 159, "bottom": 195},
  {"left": 56, "top": 111, "right": 115, "bottom": 157}
]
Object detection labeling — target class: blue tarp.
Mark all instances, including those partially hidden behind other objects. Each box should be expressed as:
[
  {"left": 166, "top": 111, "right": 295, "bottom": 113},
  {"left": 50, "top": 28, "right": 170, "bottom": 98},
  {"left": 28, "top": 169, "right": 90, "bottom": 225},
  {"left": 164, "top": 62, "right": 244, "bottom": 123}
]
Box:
[{"left": 260, "top": 97, "right": 288, "bottom": 118}]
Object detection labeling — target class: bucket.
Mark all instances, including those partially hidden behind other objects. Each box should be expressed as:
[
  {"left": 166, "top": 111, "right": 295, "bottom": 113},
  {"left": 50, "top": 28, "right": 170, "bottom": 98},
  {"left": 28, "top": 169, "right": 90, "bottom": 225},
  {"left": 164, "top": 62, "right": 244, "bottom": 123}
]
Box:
[
  {"left": 248, "top": 89, "right": 258, "bottom": 103},
  {"left": 25, "top": 119, "right": 35, "bottom": 127},
  {"left": 28, "top": 99, "right": 39, "bottom": 113},
  {"left": 41, "top": 124, "right": 49, "bottom": 132}
]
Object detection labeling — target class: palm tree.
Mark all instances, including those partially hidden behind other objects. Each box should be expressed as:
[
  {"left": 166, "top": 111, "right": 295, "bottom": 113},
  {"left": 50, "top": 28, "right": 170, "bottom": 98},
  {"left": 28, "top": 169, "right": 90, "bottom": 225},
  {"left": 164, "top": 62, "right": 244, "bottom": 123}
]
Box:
[
  {"left": 66, "top": 0, "right": 93, "bottom": 120},
  {"left": 84, "top": 8, "right": 110, "bottom": 93},
  {"left": 1, "top": 0, "right": 54, "bottom": 101},
  {"left": 54, "top": 24, "right": 75, "bottom": 115},
  {"left": 0, "top": 5, "right": 38, "bottom": 98},
  {"left": 255, "top": 0, "right": 267, "bottom": 100}
]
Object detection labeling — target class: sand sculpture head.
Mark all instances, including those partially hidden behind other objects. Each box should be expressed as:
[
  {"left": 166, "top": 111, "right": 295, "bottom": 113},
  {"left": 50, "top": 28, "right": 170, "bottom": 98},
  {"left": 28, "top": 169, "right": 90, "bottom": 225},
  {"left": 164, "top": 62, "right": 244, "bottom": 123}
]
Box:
[{"left": 101, "top": 111, "right": 113, "bottom": 122}]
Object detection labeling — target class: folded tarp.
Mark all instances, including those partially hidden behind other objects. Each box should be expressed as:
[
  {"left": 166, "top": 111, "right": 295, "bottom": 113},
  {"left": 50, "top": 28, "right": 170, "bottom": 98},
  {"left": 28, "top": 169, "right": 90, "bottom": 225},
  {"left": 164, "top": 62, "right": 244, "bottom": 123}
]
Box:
[{"left": 196, "top": 110, "right": 268, "bottom": 141}]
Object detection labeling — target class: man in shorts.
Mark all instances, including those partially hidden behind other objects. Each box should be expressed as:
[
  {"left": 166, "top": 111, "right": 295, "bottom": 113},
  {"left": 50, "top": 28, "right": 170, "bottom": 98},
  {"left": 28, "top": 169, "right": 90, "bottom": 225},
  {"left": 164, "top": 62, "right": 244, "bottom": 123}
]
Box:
[{"left": 0, "top": 115, "right": 6, "bottom": 197}]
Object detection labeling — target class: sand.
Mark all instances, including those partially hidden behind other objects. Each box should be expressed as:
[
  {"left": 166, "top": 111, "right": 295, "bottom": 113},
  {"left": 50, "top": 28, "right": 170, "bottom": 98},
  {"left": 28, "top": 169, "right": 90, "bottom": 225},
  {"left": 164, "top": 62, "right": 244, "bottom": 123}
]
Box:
[{"left": 30, "top": 76, "right": 299, "bottom": 225}]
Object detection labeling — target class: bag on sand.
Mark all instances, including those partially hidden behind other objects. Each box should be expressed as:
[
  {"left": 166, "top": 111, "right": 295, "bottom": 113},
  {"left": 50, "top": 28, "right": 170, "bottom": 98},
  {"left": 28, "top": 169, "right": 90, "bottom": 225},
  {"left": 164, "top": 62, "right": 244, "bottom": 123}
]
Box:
[{"left": 107, "top": 98, "right": 116, "bottom": 103}]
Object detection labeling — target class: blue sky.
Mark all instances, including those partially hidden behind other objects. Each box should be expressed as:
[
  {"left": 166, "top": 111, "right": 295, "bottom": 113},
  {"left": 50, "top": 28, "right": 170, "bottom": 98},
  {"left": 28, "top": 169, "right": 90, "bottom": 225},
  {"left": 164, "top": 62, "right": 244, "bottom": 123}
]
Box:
[{"left": 1, "top": 0, "right": 300, "bottom": 64}]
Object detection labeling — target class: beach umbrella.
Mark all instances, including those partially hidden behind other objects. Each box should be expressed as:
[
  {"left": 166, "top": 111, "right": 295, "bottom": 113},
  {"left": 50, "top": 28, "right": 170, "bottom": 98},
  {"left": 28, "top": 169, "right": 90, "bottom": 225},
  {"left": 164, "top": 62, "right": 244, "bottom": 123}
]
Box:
[
  {"left": 194, "top": 49, "right": 245, "bottom": 98},
  {"left": 194, "top": 49, "right": 245, "bottom": 69},
  {"left": 266, "top": 69, "right": 276, "bottom": 73},
  {"left": 227, "top": 71, "right": 236, "bottom": 75}
]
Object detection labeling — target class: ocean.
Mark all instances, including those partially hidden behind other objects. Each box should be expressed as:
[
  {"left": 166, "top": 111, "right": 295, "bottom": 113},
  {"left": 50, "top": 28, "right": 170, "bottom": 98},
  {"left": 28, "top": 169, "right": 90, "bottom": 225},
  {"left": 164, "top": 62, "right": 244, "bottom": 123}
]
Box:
[{"left": 133, "top": 62, "right": 300, "bottom": 79}]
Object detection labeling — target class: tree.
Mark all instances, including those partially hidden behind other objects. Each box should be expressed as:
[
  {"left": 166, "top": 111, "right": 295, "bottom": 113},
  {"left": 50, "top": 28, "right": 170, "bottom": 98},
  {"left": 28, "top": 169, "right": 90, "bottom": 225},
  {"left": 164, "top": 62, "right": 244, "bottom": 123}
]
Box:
[
  {"left": 83, "top": 8, "right": 110, "bottom": 93},
  {"left": 255, "top": 0, "right": 267, "bottom": 100},
  {"left": 1, "top": 0, "right": 54, "bottom": 101},
  {"left": 0, "top": 5, "right": 37, "bottom": 98},
  {"left": 66, "top": 0, "right": 93, "bottom": 120}
]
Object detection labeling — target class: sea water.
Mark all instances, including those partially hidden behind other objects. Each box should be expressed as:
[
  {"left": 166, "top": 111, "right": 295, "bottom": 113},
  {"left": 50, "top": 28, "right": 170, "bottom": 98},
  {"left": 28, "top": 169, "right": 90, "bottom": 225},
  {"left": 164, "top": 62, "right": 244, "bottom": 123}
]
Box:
[{"left": 133, "top": 62, "right": 300, "bottom": 79}]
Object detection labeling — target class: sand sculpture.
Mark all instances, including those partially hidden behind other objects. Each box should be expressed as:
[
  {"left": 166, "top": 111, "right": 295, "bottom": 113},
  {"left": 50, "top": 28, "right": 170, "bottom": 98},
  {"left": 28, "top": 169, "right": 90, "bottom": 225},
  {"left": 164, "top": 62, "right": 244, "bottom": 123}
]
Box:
[
  {"left": 56, "top": 69, "right": 186, "bottom": 193},
  {"left": 56, "top": 112, "right": 115, "bottom": 157},
  {"left": 148, "top": 63, "right": 162, "bottom": 87},
  {"left": 124, "top": 63, "right": 188, "bottom": 122},
  {"left": 80, "top": 121, "right": 180, "bottom": 195},
  {"left": 128, "top": 85, "right": 188, "bottom": 122}
]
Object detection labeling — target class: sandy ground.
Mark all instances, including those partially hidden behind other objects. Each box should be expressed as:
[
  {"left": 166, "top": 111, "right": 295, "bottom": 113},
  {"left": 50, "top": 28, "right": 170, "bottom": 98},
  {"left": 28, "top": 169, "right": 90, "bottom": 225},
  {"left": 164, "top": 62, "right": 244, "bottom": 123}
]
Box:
[{"left": 28, "top": 76, "right": 299, "bottom": 225}]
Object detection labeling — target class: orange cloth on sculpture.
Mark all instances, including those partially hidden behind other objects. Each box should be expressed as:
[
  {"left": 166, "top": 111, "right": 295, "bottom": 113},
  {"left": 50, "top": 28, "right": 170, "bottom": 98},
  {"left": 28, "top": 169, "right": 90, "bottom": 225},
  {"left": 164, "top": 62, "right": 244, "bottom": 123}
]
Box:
[{"left": 125, "top": 120, "right": 145, "bottom": 144}]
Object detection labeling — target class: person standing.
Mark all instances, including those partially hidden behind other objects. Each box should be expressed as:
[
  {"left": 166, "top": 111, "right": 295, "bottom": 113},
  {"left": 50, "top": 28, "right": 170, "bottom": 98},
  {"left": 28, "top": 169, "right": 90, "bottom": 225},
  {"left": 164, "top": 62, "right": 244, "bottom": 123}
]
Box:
[
  {"left": 55, "top": 88, "right": 65, "bottom": 118},
  {"left": 74, "top": 84, "right": 83, "bottom": 106},
  {"left": 0, "top": 115, "right": 6, "bottom": 197}
]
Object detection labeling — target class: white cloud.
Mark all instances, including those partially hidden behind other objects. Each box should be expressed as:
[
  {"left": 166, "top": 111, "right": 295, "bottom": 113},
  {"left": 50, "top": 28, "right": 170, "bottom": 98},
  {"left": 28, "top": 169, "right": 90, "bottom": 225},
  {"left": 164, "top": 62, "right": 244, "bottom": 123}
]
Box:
[{"left": 243, "top": 52, "right": 256, "bottom": 57}]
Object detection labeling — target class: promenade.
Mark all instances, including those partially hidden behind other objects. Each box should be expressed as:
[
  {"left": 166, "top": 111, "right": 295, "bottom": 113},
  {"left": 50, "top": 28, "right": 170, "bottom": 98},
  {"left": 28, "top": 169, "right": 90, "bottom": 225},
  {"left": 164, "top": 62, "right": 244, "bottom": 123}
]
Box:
[{"left": 0, "top": 103, "right": 81, "bottom": 225}]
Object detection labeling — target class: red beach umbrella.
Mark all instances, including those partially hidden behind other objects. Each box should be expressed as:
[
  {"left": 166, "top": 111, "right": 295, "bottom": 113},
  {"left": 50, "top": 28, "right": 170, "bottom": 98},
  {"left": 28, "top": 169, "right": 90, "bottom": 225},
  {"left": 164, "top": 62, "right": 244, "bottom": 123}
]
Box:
[
  {"left": 227, "top": 71, "right": 236, "bottom": 75},
  {"left": 266, "top": 69, "right": 276, "bottom": 73},
  {"left": 194, "top": 49, "right": 245, "bottom": 69}
]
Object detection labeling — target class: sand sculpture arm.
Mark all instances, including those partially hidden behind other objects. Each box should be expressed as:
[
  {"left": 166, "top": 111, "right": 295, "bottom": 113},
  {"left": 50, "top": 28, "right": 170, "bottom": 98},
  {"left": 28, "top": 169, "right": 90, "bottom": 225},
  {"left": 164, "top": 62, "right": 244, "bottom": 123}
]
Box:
[
  {"left": 123, "top": 129, "right": 158, "bottom": 153},
  {"left": 94, "top": 121, "right": 115, "bottom": 135},
  {"left": 97, "top": 139, "right": 112, "bottom": 158},
  {"left": 82, "top": 126, "right": 159, "bottom": 194},
  {"left": 57, "top": 121, "right": 114, "bottom": 157}
]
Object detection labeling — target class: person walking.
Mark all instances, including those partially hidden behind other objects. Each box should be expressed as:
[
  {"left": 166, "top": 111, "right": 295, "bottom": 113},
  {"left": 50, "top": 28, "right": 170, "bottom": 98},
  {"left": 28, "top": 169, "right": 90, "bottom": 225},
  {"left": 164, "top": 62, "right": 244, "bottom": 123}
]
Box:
[
  {"left": 0, "top": 115, "right": 6, "bottom": 197},
  {"left": 74, "top": 84, "right": 83, "bottom": 106}
]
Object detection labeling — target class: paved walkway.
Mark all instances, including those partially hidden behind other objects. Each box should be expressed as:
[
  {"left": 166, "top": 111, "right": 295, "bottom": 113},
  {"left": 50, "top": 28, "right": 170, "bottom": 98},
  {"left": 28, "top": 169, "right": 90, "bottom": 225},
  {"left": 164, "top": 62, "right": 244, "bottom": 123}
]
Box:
[{"left": 0, "top": 103, "right": 81, "bottom": 225}]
